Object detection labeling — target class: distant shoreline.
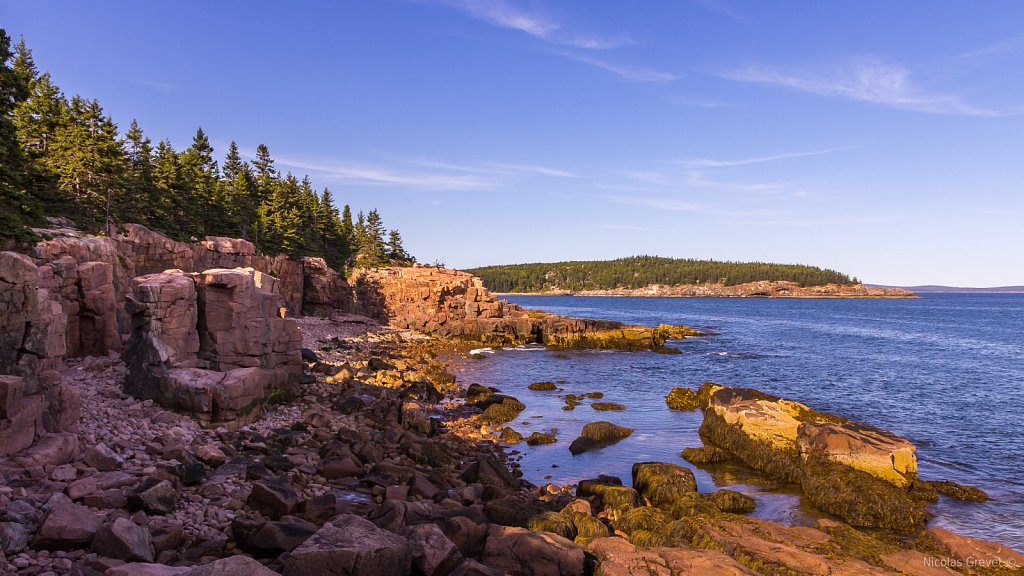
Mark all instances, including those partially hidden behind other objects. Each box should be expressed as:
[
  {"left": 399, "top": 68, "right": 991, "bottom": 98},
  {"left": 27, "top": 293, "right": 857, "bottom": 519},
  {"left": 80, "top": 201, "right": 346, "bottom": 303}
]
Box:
[{"left": 491, "top": 281, "right": 918, "bottom": 299}]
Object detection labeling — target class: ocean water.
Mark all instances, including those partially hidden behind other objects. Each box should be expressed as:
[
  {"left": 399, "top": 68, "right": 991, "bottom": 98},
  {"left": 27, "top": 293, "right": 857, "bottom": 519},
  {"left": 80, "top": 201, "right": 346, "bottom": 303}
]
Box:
[{"left": 451, "top": 294, "right": 1024, "bottom": 548}]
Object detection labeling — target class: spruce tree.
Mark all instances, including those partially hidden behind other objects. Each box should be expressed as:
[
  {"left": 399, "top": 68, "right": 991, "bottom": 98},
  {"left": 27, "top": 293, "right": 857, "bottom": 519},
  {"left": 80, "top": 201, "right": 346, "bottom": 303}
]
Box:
[
  {"left": 357, "top": 209, "right": 387, "bottom": 267},
  {"left": 122, "top": 119, "right": 157, "bottom": 226},
  {"left": 0, "top": 29, "right": 40, "bottom": 240},
  {"left": 386, "top": 229, "right": 412, "bottom": 263}
]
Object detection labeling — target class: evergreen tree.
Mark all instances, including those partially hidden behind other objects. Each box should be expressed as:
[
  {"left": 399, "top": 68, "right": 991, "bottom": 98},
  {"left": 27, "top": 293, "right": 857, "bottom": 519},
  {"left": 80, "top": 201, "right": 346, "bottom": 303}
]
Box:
[
  {"left": 340, "top": 204, "right": 355, "bottom": 252},
  {"left": 152, "top": 139, "right": 186, "bottom": 238},
  {"left": 357, "top": 209, "right": 387, "bottom": 267},
  {"left": 122, "top": 119, "right": 157, "bottom": 226},
  {"left": 386, "top": 229, "right": 412, "bottom": 263},
  {"left": 180, "top": 127, "right": 221, "bottom": 237},
  {"left": 0, "top": 29, "right": 40, "bottom": 241},
  {"left": 222, "top": 140, "right": 243, "bottom": 182},
  {"left": 45, "top": 96, "right": 125, "bottom": 233}
]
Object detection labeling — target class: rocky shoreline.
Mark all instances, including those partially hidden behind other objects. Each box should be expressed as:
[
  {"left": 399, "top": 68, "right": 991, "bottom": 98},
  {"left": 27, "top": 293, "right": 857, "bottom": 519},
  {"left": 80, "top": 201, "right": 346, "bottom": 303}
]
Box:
[
  {"left": 1, "top": 224, "right": 1019, "bottom": 576},
  {"left": 498, "top": 281, "right": 917, "bottom": 299}
]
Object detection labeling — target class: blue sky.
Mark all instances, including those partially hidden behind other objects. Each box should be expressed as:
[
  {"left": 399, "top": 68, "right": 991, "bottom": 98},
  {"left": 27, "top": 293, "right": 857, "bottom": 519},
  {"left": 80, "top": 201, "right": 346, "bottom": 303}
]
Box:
[{"left": 4, "top": 1, "right": 1024, "bottom": 286}]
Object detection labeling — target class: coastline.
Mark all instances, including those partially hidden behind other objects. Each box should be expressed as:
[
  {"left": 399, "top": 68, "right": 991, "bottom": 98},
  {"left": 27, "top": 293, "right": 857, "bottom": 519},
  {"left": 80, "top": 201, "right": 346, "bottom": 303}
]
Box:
[{"left": 495, "top": 280, "right": 918, "bottom": 299}]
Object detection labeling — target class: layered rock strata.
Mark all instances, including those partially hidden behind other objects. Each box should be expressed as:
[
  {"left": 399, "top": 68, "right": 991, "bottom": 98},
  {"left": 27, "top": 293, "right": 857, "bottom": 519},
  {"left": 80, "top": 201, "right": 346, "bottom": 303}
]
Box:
[{"left": 123, "top": 268, "right": 301, "bottom": 427}]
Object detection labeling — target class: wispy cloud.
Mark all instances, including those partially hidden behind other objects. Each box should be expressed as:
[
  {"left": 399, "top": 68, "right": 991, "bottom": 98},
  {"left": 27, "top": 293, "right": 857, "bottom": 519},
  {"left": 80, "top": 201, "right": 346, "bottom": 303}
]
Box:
[
  {"left": 601, "top": 194, "right": 705, "bottom": 212},
  {"left": 723, "top": 61, "right": 998, "bottom": 116},
  {"left": 677, "top": 147, "right": 853, "bottom": 168},
  {"left": 560, "top": 52, "right": 680, "bottom": 84},
  {"left": 140, "top": 80, "right": 183, "bottom": 93},
  {"left": 437, "top": 0, "right": 628, "bottom": 49},
  {"left": 272, "top": 154, "right": 579, "bottom": 191}
]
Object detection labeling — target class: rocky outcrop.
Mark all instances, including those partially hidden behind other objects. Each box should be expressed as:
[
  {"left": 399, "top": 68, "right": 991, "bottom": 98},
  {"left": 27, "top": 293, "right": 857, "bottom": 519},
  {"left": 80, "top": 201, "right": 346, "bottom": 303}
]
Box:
[
  {"left": 693, "top": 385, "right": 940, "bottom": 531},
  {"left": 516, "top": 280, "right": 917, "bottom": 298},
  {"left": 351, "top": 266, "right": 700, "bottom": 348},
  {"left": 302, "top": 256, "right": 351, "bottom": 316},
  {"left": 123, "top": 268, "right": 300, "bottom": 427},
  {"left": 0, "top": 252, "right": 81, "bottom": 456}
]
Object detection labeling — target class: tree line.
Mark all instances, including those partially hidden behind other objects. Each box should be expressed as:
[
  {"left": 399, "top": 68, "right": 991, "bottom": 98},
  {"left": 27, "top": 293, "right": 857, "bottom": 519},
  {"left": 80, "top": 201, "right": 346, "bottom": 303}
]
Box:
[
  {"left": 466, "top": 256, "right": 858, "bottom": 292},
  {"left": 0, "top": 30, "right": 412, "bottom": 270}
]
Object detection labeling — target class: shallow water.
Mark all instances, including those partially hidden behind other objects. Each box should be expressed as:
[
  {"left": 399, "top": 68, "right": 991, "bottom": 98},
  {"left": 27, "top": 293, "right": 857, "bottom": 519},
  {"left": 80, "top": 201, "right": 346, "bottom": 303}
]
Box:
[{"left": 452, "top": 294, "right": 1024, "bottom": 548}]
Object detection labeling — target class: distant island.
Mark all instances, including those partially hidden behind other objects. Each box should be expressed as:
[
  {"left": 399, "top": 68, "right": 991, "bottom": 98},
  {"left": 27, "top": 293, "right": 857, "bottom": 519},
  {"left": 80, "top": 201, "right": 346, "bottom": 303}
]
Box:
[
  {"left": 875, "top": 285, "right": 1024, "bottom": 294},
  {"left": 466, "top": 256, "right": 916, "bottom": 298}
]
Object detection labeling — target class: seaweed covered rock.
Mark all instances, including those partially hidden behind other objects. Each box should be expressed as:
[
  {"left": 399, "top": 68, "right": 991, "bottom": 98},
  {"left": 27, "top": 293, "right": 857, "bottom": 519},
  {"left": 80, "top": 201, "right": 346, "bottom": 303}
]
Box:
[
  {"left": 665, "top": 387, "right": 699, "bottom": 411},
  {"left": 707, "top": 490, "right": 756, "bottom": 514},
  {"left": 569, "top": 421, "right": 634, "bottom": 455},
  {"left": 576, "top": 476, "right": 642, "bottom": 513},
  {"left": 695, "top": 385, "right": 934, "bottom": 531},
  {"left": 526, "top": 431, "right": 557, "bottom": 446},
  {"left": 631, "top": 462, "right": 697, "bottom": 509},
  {"left": 528, "top": 381, "right": 557, "bottom": 391},
  {"left": 591, "top": 402, "right": 625, "bottom": 412},
  {"left": 478, "top": 396, "right": 526, "bottom": 425},
  {"left": 498, "top": 427, "right": 524, "bottom": 444},
  {"left": 680, "top": 446, "right": 730, "bottom": 465}
]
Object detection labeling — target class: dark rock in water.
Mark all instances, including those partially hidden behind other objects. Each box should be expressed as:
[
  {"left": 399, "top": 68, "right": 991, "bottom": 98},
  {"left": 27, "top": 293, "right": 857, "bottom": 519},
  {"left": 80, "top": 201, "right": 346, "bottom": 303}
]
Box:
[
  {"left": 568, "top": 421, "right": 634, "bottom": 455},
  {"left": 477, "top": 396, "right": 526, "bottom": 425},
  {"left": 248, "top": 479, "right": 300, "bottom": 520},
  {"left": 680, "top": 446, "right": 731, "bottom": 464},
  {"left": 583, "top": 392, "right": 604, "bottom": 399},
  {"left": 91, "top": 517, "right": 155, "bottom": 562},
  {"left": 926, "top": 480, "right": 990, "bottom": 502},
  {"left": 300, "top": 347, "right": 319, "bottom": 362},
  {"left": 525, "top": 432, "right": 557, "bottom": 446},
  {"left": 653, "top": 346, "right": 682, "bottom": 355},
  {"left": 665, "top": 387, "right": 699, "bottom": 411},
  {"left": 631, "top": 462, "right": 697, "bottom": 509},
  {"left": 128, "top": 477, "right": 178, "bottom": 515},
  {"left": 283, "top": 514, "right": 411, "bottom": 576},
  {"left": 528, "top": 381, "right": 557, "bottom": 391},
  {"left": 497, "top": 427, "right": 523, "bottom": 444},
  {"left": 590, "top": 402, "right": 625, "bottom": 411},
  {"left": 708, "top": 489, "right": 756, "bottom": 513}
]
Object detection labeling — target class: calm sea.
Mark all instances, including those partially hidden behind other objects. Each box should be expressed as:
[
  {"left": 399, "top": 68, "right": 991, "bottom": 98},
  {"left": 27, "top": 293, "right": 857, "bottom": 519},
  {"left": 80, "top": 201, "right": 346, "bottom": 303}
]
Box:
[{"left": 452, "top": 294, "right": 1024, "bottom": 548}]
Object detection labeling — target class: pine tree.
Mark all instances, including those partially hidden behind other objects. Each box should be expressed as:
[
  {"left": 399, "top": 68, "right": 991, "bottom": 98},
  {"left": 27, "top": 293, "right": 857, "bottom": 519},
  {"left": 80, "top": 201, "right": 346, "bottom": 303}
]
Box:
[
  {"left": 0, "top": 29, "right": 40, "bottom": 240},
  {"left": 45, "top": 96, "right": 126, "bottom": 233},
  {"left": 386, "top": 229, "right": 412, "bottom": 263},
  {"left": 340, "top": 204, "right": 355, "bottom": 252},
  {"left": 222, "top": 141, "right": 243, "bottom": 182},
  {"left": 122, "top": 119, "right": 157, "bottom": 226},
  {"left": 357, "top": 209, "right": 387, "bottom": 267},
  {"left": 179, "top": 127, "right": 221, "bottom": 237}
]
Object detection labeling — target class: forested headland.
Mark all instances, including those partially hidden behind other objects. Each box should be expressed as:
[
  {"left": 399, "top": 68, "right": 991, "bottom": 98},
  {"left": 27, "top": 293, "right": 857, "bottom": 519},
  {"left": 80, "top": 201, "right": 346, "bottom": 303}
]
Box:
[
  {"left": 0, "top": 31, "right": 411, "bottom": 270},
  {"left": 466, "top": 256, "right": 858, "bottom": 293}
]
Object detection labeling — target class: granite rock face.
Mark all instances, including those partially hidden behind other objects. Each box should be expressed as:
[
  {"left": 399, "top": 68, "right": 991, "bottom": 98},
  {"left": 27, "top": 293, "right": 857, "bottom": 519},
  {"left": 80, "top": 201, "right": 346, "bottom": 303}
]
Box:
[
  {"left": 695, "top": 385, "right": 931, "bottom": 530},
  {"left": 123, "top": 268, "right": 300, "bottom": 427},
  {"left": 302, "top": 256, "right": 351, "bottom": 316},
  {"left": 351, "top": 267, "right": 698, "bottom": 348}
]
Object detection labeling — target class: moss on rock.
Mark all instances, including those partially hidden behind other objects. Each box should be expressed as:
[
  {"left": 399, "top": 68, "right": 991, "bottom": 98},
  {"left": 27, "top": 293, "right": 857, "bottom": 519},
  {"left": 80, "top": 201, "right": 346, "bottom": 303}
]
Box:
[
  {"left": 613, "top": 506, "right": 673, "bottom": 537},
  {"left": 569, "top": 421, "right": 635, "bottom": 455},
  {"left": 708, "top": 489, "right": 756, "bottom": 513},
  {"left": 680, "top": 446, "right": 731, "bottom": 465},
  {"left": 591, "top": 402, "right": 626, "bottom": 411},
  {"left": 528, "top": 381, "right": 557, "bottom": 391},
  {"left": 498, "top": 427, "right": 524, "bottom": 444},
  {"left": 478, "top": 396, "right": 526, "bottom": 425},
  {"left": 665, "top": 387, "right": 700, "bottom": 411},
  {"left": 525, "top": 431, "right": 557, "bottom": 446},
  {"left": 527, "top": 511, "right": 577, "bottom": 540},
  {"left": 631, "top": 462, "right": 698, "bottom": 509}
]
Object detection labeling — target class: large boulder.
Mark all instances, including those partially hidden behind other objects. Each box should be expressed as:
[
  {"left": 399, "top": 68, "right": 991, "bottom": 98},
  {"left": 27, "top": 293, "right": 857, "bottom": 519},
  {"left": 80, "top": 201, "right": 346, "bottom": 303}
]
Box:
[
  {"left": 91, "top": 517, "right": 155, "bottom": 562},
  {"left": 283, "top": 514, "right": 412, "bottom": 576},
  {"left": 32, "top": 496, "right": 104, "bottom": 550},
  {"left": 696, "top": 385, "right": 932, "bottom": 531},
  {"left": 568, "top": 421, "right": 634, "bottom": 455},
  {"left": 481, "top": 525, "right": 585, "bottom": 576}
]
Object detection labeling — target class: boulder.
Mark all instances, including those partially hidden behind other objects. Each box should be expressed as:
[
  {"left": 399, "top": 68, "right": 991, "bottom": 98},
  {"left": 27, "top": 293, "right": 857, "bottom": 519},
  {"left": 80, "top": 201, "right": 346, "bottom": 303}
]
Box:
[
  {"left": 106, "top": 564, "right": 191, "bottom": 576},
  {"left": 926, "top": 526, "right": 1024, "bottom": 569},
  {"left": 91, "top": 517, "right": 155, "bottom": 562},
  {"left": 283, "top": 514, "right": 412, "bottom": 576},
  {"left": 631, "top": 462, "right": 697, "bottom": 509},
  {"left": 697, "top": 385, "right": 930, "bottom": 531},
  {"left": 248, "top": 479, "right": 300, "bottom": 520},
  {"left": 232, "top": 515, "right": 317, "bottom": 555},
  {"left": 665, "top": 386, "right": 699, "bottom": 411},
  {"left": 568, "top": 422, "right": 634, "bottom": 455},
  {"left": 481, "top": 525, "right": 585, "bottom": 576},
  {"left": 85, "top": 442, "right": 125, "bottom": 471},
  {"left": 128, "top": 477, "right": 178, "bottom": 515},
  {"left": 404, "top": 523, "right": 464, "bottom": 576},
  {"left": 11, "top": 431, "right": 79, "bottom": 468},
  {"left": 33, "top": 496, "right": 104, "bottom": 550},
  {"left": 0, "top": 522, "right": 30, "bottom": 555},
  {"left": 588, "top": 537, "right": 755, "bottom": 576},
  {"left": 181, "top": 555, "right": 280, "bottom": 576}
]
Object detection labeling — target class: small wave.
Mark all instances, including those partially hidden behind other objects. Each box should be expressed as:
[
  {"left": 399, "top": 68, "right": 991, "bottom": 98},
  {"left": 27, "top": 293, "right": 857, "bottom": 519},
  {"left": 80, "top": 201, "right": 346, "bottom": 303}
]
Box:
[
  {"left": 469, "top": 347, "right": 494, "bottom": 355},
  {"left": 707, "top": 351, "right": 768, "bottom": 359}
]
